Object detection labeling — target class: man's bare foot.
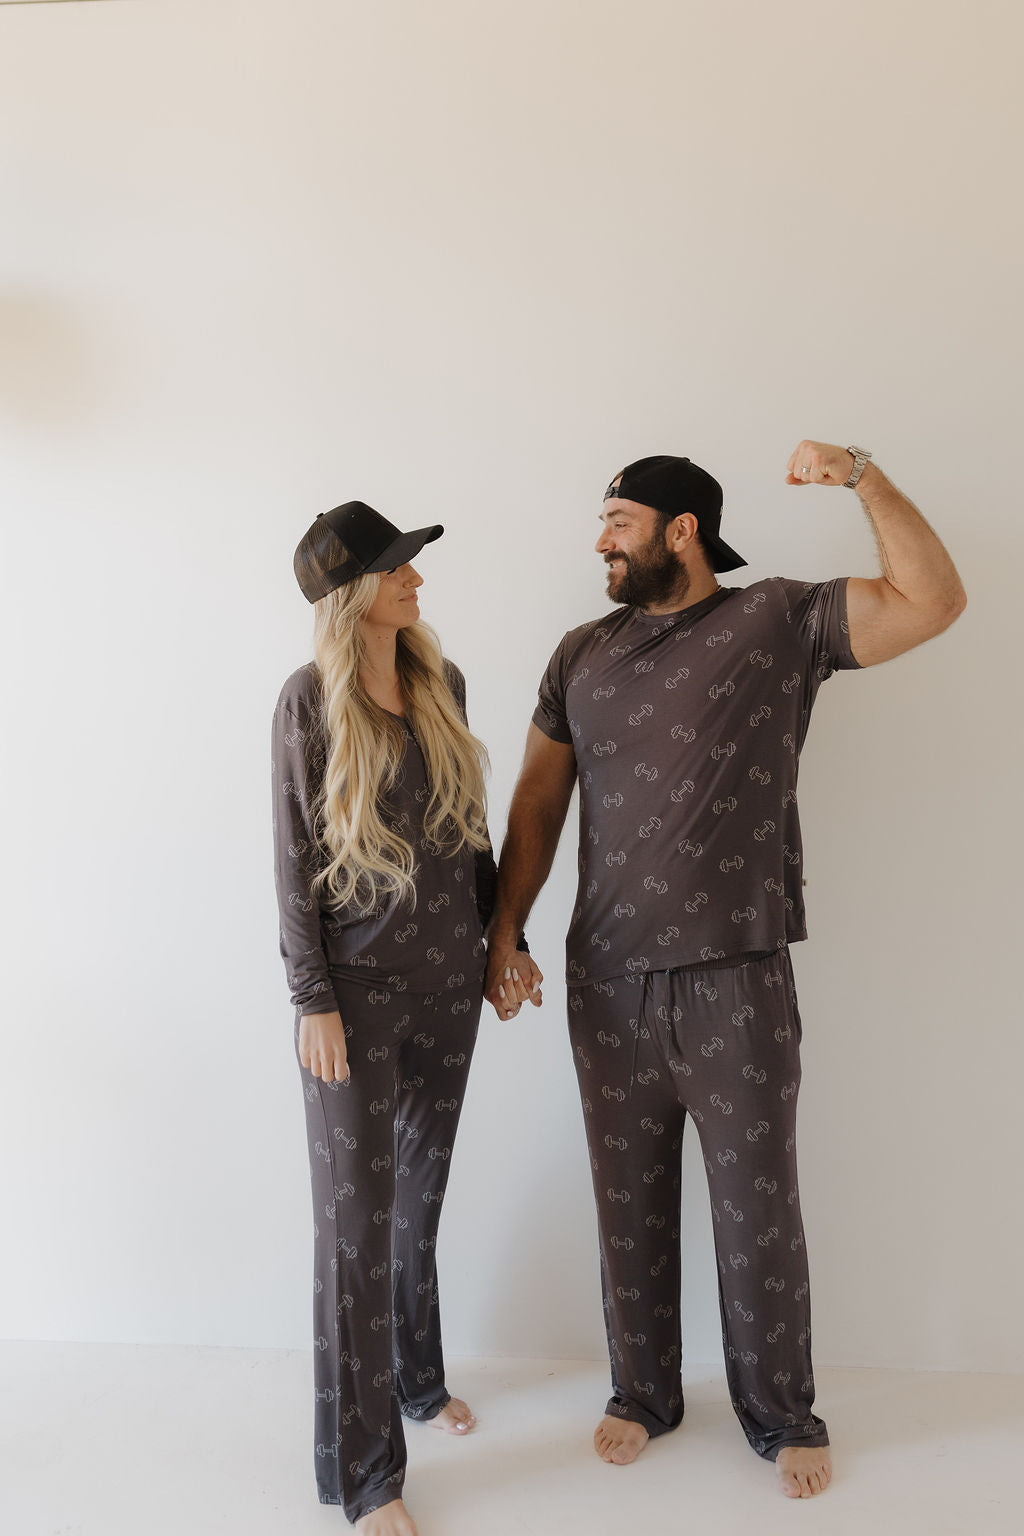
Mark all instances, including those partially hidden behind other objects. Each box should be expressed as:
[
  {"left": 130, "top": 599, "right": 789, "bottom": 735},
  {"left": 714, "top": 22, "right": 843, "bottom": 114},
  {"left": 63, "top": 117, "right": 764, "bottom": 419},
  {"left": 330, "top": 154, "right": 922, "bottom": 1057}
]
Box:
[
  {"left": 426, "top": 1395, "right": 476, "bottom": 1435},
  {"left": 354, "top": 1498, "right": 417, "bottom": 1536},
  {"left": 594, "top": 1414, "right": 649, "bottom": 1464},
  {"left": 776, "top": 1444, "right": 833, "bottom": 1498}
]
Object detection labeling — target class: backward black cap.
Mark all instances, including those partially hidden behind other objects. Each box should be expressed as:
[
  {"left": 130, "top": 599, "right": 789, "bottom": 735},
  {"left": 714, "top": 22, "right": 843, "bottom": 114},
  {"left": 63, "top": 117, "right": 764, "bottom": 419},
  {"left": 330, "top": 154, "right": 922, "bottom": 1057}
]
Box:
[
  {"left": 293, "top": 500, "right": 444, "bottom": 603},
  {"left": 608, "top": 455, "right": 747, "bottom": 572}
]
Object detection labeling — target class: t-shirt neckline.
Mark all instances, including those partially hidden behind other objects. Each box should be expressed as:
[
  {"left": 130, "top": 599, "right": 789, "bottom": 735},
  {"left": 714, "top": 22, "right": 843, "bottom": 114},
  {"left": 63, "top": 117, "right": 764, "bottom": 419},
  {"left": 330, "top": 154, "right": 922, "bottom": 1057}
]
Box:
[{"left": 627, "top": 585, "right": 736, "bottom": 629}]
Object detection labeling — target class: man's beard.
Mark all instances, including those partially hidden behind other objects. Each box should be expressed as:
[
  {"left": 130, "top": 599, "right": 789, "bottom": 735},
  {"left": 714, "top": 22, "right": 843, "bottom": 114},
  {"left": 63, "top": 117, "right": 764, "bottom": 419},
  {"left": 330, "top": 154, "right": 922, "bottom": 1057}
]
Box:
[{"left": 605, "top": 531, "right": 691, "bottom": 609}]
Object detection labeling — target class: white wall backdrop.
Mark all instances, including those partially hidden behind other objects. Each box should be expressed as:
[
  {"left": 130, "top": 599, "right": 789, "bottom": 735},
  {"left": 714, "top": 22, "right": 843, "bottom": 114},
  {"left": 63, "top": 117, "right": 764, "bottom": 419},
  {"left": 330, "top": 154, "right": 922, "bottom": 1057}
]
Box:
[{"left": 1, "top": 0, "right": 1021, "bottom": 1374}]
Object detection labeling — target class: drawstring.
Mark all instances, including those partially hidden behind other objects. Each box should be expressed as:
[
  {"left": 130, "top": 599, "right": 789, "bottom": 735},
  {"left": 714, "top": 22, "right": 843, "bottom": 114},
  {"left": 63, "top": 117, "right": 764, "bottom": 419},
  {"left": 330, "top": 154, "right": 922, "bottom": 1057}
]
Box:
[{"left": 629, "top": 971, "right": 653, "bottom": 1099}]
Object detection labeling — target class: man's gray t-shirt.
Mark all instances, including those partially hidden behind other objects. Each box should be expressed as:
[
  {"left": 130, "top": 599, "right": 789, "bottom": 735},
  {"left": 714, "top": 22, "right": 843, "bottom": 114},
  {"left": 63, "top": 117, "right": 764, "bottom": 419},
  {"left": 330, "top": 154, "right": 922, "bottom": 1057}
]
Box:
[{"left": 532, "top": 578, "right": 859, "bottom": 984}]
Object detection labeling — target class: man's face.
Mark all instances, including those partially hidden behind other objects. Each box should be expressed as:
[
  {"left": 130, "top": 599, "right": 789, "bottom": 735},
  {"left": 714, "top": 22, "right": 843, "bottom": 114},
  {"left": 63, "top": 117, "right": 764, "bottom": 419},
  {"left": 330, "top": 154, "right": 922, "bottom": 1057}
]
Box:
[{"left": 596, "top": 496, "right": 689, "bottom": 609}]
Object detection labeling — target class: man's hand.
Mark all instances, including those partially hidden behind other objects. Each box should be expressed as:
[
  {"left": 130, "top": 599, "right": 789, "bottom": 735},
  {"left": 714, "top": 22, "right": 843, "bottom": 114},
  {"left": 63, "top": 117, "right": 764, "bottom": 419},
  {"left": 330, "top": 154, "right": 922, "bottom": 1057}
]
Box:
[
  {"left": 784, "top": 440, "right": 859, "bottom": 486},
  {"left": 298, "top": 1009, "right": 350, "bottom": 1083},
  {"left": 484, "top": 938, "right": 543, "bottom": 1019}
]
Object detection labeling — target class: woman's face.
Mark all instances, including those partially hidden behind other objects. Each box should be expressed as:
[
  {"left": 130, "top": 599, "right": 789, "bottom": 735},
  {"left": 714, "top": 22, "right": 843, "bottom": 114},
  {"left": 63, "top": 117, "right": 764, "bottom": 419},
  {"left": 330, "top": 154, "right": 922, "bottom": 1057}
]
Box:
[{"left": 363, "top": 563, "right": 423, "bottom": 631}]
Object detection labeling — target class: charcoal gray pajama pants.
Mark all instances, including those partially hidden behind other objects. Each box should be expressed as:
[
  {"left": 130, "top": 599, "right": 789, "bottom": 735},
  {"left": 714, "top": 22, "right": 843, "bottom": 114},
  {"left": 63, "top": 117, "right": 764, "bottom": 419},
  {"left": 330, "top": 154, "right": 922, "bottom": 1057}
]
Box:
[
  {"left": 295, "top": 975, "right": 481, "bottom": 1522},
  {"left": 568, "top": 948, "right": 829, "bottom": 1459}
]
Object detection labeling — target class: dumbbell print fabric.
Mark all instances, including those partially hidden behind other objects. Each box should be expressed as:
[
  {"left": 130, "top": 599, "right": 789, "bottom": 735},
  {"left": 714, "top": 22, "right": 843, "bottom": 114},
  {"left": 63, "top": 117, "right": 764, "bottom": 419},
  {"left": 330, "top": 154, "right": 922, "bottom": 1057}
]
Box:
[
  {"left": 569, "top": 952, "right": 828, "bottom": 1457},
  {"left": 532, "top": 578, "right": 859, "bottom": 983},
  {"left": 297, "top": 977, "right": 481, "bottom": 1519},
  {"left": 272, "top": 658, "right": 491, "bottom": 1521},
  {"left": 273, "top": 660, "right": 490, "bottom": 1011}
]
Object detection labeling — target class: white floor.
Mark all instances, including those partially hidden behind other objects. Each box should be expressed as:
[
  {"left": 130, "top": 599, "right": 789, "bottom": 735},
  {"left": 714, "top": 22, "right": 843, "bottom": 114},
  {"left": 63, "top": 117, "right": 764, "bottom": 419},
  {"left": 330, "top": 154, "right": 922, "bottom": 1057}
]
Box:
[{"left": 1, "top": 1343, "right": 1019, "bottom": 1536}]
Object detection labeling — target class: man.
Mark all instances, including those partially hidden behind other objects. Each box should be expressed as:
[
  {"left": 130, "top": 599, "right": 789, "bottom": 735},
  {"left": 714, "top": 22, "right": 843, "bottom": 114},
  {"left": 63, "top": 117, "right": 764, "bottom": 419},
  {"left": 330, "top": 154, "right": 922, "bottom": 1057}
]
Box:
[{"left": 484, "top": 441, "right": 965, "bottom": 1500}]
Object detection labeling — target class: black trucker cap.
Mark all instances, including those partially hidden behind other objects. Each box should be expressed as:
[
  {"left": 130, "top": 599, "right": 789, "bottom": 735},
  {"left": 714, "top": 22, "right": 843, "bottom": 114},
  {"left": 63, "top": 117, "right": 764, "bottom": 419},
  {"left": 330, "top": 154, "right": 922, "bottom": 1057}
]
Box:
[
  {"left": 606, "top": 455, "right": 746, "bottom": 572},
  {"left": 293, "top": 501, "right": 444, "bottom": 603}
]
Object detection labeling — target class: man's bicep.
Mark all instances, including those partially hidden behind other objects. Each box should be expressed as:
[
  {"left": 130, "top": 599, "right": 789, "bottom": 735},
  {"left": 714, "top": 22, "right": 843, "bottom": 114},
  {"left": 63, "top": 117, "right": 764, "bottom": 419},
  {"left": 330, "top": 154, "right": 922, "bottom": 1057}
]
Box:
[{"left": 846, "top": 575, "right": 937, "bottom": 667}]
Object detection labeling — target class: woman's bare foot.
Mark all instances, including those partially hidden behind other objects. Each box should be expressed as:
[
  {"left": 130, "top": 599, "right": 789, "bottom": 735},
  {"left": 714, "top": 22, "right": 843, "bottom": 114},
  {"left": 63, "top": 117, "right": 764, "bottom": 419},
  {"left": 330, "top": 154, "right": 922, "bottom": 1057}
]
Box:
[
  {"left": 594, "top": 1414, "right": 649, "bottom": 1464},
  {"left": 425, "top": 1395, "right": 476, "bottom": 1435},
  {"left": 354, "top": 1498, "right": 417, "bottom": 1536},
  {"left": 776, "top": 1445, "right": 833, "bottom": 1498}
]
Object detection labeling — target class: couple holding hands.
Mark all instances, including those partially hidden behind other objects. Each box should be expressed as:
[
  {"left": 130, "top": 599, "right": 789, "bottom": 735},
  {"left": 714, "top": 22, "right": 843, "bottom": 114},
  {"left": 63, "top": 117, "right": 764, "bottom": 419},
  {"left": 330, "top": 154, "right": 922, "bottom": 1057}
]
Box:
[{"left": 271, "top": 442, "right": 965, "bottom": 1531}]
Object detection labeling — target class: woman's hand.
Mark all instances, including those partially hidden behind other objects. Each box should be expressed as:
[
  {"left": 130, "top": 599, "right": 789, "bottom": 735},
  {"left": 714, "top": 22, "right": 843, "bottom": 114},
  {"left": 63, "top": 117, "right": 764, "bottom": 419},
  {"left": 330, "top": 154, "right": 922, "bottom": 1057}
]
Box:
[
  {"left": 484, "top": 941, "right": 543, "bottom": 1019},
  {"left": 298, "top": 1010, "right": 350, "bottom": 1083}
]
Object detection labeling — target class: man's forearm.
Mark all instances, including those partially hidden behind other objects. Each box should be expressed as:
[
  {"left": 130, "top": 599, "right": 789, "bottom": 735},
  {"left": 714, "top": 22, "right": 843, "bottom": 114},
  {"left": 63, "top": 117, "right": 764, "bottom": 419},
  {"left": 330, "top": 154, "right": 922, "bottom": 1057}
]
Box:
[
  {"left": 489, "top": 798, "right": 568, "bottom": 945},
  {"left": 855, "top": 462, "right": 966, "bottom": 617}
]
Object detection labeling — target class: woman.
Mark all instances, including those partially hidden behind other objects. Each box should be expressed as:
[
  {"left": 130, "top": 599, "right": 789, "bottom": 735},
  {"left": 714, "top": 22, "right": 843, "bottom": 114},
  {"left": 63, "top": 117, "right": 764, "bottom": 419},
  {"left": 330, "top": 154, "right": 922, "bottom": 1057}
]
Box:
[{"left": 272, "top": 500, "right": 524, "bottom": 1534}]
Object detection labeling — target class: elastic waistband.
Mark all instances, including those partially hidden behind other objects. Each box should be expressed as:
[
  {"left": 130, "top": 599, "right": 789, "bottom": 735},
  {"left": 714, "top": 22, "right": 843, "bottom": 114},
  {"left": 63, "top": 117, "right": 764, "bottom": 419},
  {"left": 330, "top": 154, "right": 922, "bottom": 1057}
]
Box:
[{"left": 569, "top": 948, "right": 780, "bottom": 990}]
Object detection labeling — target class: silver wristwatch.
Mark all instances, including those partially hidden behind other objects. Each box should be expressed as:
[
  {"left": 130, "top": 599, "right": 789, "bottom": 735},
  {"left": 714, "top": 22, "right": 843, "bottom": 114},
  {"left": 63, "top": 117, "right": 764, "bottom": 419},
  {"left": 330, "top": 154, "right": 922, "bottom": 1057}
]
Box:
[{"left": 844, "top": 445, "right": 872, "bottom": 489}]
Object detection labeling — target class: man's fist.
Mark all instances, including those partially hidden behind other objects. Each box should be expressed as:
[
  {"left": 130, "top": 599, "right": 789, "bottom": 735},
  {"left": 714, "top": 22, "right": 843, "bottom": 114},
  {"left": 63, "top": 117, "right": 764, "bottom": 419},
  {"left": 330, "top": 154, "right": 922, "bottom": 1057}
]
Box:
[{"left": 785, "top": 440, "right": 856, "bottom": 486}]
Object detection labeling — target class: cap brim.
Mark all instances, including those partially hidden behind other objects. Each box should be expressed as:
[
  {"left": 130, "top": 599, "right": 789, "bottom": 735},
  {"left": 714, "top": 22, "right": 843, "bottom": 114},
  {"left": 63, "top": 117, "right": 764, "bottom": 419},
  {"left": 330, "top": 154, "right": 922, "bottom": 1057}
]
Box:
[
  {"left": 704, "top": 532, "right": 747, "bottom": 572},
  {"left": 363, "top": 523, "right": 444, "bottom": 573}
]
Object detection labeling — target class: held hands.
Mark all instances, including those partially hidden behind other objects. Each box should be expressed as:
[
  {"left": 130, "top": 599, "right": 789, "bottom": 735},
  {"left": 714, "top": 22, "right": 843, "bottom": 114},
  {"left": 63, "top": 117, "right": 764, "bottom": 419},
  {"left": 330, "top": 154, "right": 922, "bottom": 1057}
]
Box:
[
  {"left": 484, "top": 940, "right": 544, "bottom": 1020},
  {"left": 785, "top": 440, "right": 859, "bottom": 487},
  {"left": 298, "top": 1010, "right": 350, "bottom": 1084}
]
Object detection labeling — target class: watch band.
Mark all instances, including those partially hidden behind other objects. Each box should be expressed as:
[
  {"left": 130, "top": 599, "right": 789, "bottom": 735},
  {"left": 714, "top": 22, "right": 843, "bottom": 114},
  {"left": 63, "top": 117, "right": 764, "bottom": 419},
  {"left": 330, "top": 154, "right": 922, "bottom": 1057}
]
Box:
[{"left": 844, "top": 445, "right": 872, "bottom": 489}]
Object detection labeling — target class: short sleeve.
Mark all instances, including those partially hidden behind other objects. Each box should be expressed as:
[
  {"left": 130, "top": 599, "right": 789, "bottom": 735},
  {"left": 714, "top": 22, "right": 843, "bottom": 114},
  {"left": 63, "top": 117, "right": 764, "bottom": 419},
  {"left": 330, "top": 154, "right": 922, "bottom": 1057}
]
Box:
[
  {"left": 531, "top": 637, "right": 574, "bottom": 744},
  {"left": 774, "top": 576, "right": 861, "bottom": 680}
]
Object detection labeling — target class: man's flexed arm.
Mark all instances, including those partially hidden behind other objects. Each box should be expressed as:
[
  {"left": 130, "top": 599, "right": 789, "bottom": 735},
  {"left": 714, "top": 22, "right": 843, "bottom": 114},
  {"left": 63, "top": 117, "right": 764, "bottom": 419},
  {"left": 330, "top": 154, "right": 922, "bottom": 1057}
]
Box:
[
  {"left": 484, "top": 725, "right": 578, "bottom": 1018},
  {"left": 786, "top": 440, "right": 967, "bottom": 667}
]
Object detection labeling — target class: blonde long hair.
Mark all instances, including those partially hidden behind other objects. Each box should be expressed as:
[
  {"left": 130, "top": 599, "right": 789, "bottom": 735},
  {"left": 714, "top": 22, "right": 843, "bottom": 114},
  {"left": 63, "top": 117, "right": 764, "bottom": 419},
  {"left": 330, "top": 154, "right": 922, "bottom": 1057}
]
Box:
[{"left": 309, "top": 571, "right": 490, "bottom": 913}]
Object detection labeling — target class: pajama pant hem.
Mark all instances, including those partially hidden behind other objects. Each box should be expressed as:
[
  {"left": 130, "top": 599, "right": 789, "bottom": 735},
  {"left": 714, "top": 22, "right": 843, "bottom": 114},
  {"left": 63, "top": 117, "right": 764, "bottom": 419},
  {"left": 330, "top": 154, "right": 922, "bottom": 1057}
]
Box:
[
  {"left": 322, "top": 1487, "right": 405, "bottom": 1523},
  {"left": 403, "top": 1387, "right": 452, "bottom": 1423},
  {"left": 605, "top": 1396, "right": 682, "bottom": 1439}
]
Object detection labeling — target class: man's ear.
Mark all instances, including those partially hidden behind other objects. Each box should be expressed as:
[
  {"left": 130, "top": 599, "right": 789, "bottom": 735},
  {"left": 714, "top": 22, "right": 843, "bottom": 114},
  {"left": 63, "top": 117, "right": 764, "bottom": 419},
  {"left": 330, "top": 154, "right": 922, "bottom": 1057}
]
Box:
[{"left": 666, "top": 512, "right": 700, "bottom": 553}]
